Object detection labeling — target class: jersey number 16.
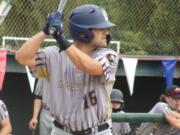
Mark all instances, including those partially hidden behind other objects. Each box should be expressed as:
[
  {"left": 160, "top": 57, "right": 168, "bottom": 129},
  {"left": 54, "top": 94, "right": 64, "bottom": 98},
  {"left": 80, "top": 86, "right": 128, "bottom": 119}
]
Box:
[{"left": 84, "top": 90, "right": 97, "bottom": 109}]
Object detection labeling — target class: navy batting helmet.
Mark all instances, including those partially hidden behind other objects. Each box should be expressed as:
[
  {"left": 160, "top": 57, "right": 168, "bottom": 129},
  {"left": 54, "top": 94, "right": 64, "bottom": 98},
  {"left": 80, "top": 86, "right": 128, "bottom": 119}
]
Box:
[
  {"left": 68, "top": 4, "right": 115, "bottom": 43},
  {"left": 111, "top": 89, "right": 124, "bottom": 103}
]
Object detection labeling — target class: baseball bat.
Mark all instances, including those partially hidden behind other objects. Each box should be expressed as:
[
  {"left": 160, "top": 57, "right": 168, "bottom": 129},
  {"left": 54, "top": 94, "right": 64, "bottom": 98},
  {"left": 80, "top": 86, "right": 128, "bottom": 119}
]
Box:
[{"left": 49, "top": 0, "right": 68, "bottom": 35}]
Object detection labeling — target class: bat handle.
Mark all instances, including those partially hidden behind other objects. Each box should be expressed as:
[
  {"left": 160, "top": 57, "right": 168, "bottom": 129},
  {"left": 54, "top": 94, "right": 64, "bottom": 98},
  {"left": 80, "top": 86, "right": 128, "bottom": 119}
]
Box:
[{"left": 49, "top": 27, "right": 57, "bottom": 35}]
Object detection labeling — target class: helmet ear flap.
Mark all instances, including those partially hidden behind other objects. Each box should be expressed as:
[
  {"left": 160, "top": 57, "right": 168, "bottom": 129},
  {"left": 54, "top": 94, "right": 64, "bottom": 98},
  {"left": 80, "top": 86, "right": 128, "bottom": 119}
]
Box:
[
  {"left": 69, "top": 22, "right": 94, "bottom": 43},
  {"left": 106, "top": 33, "right": 112, "bottom": 45}
]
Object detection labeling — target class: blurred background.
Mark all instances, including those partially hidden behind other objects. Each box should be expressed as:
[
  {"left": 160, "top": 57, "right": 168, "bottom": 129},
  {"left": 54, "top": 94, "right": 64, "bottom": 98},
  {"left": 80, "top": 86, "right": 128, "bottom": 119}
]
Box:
[{"left": 0, "top": 0, "right": 179, "bottom": 55}]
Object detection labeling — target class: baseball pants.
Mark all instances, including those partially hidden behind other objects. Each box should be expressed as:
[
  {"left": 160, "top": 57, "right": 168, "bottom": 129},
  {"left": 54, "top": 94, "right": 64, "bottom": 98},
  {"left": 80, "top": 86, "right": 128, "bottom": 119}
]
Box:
[{"left": 39, "top": 108, "right": 54, "bottom": 135}]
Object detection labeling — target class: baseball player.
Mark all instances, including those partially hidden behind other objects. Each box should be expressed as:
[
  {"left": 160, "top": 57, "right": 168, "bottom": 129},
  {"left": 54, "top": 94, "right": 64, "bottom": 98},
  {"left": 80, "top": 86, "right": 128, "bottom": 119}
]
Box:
[
  {"left": 136, "top": 85, "right": 180, "bottom": 135},
  {"left": 111, "top": 89, "right": 131, "bottom": 135},
  {"left": 0, "top": 99, "right": 12, "bottom": 135},
  {"left": 15, "top": 4, "right": 119, "bottom": 135},
  {"left": 28, "top": 78, "right": 54, "bottom": 135}
]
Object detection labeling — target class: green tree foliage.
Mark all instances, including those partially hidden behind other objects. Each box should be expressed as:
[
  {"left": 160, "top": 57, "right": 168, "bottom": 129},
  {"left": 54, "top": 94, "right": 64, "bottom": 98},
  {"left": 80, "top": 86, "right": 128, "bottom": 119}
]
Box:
[
  {"left": 0, "top": 0, "right": 179, "bottom": 55},
  {"left": 147, "top": 0, "right": 180, "bottom": 55}
]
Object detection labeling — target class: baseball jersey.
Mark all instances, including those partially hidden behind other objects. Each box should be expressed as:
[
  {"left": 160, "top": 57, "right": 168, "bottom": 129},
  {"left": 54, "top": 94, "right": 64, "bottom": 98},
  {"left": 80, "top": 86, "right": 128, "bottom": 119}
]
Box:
[
  {"left": 32, "top": 46, "right": 119, "bottom": 131},
  {"left": 0, "top": 100, "right": 9, "bottom": 121},
  {"left": 137, "top": 102, "right": 180, "bottom": 135},
  {"left": 33, "top": 78, "right": 51, "bottom": 111},
  {"left": 112, "top": 111, "right": 131, "bottom": 135}
]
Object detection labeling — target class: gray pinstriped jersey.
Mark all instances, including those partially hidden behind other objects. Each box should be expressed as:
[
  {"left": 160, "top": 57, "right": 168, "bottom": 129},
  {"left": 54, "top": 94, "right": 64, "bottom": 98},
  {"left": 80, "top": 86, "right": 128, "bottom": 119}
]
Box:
[
  {"left": 0, "top": 100, "right": 9, "bottom": 121},
  {"left": 33, "top": 78, "right": 51, "bottom": 111},
  {"left": 32, "top": 46, "right": 119, "bottom": 131},
  {"left": 137, "top": 102, "right": 180, "bottom": 135}
]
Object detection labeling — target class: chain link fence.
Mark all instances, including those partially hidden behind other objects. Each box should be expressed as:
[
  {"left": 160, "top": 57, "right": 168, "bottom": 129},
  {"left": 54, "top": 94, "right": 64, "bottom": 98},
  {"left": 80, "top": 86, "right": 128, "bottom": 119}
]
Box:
[{"left": 0, "top": 0, "right": 179, "bottom": 56}]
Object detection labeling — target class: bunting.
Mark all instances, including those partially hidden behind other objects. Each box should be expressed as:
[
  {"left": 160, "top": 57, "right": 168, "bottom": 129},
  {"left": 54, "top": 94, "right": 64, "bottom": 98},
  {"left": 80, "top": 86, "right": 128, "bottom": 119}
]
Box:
[
  {"left": 162, "top": 60, "right": 177, "bottom": 89},
  {"left": 0, "top": 50, "right": 7, "bottom": 90},
  {"left": 122, "top": 58, "right": 138, "bottom": 95}
]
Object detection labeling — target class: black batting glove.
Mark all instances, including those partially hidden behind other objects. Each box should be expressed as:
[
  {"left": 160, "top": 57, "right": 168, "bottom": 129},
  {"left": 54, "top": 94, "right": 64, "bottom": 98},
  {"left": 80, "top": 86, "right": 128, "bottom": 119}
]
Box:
[{"left": 54, "top": 34, "right": 71, "bottom": 51}]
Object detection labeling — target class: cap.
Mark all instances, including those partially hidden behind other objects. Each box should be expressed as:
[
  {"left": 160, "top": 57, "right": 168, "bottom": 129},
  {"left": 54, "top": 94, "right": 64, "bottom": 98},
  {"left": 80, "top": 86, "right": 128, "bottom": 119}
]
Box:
[{"left": 165, "top": 85, "right": 180, "bottom": 99}]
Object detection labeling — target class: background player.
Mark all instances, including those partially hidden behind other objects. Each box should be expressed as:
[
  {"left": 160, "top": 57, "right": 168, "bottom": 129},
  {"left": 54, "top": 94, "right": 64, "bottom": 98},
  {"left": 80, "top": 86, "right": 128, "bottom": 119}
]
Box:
[
  {"left": 0, "top": 99, "right": 12, "bottom": 135},
  {"left": 111, "top": 89, "right": 131, "bottom": 135},
  {"left": 136, "top": 85, "right": 180, "bottom": 135},
  {"left": 15, "top": 4, "right": 119, "bottom": 135},
  {"left": 28, "top": 78, "right": 54, "bottom": 135}
]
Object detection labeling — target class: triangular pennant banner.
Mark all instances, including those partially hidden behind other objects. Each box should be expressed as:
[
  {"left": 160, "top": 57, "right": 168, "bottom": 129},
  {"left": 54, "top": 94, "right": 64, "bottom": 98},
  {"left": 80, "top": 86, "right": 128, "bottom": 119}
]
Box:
[
  {"left": 162, "top": 60, "right": 177, "bottom": 89},
  {"left": 0, "top": 50, "right": 7, "bottom": 90},
  {"left": 25, "top": 66, "right": 35, "bottom": 93},
  {"left": 122, "top": 58, "right": 138, "bottom": 95}
]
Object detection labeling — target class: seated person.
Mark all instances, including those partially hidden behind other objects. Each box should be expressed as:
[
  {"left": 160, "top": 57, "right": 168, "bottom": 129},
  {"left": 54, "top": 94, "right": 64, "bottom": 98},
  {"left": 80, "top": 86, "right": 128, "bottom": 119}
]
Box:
[
  {"left": 136, "top": 85, "right": 180, "bottom": 135},
  {"left": 111, "top": 89, "right": 131, "bottom": 135}
]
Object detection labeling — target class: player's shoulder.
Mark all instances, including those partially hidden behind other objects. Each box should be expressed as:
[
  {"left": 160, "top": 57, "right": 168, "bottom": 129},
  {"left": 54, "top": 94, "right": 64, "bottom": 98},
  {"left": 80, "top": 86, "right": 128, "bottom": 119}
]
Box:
[
  {"left": 95, "top": 48, "right": 119, "bottom": 63},
  {"left": 93, "top": 48, "right": 118, "bottom": 60},
  {"left": 95, "top": 48, "right": 118, "bottom": 56},
  {"left": 150, "top": 102, "right": 169, "bottom": 114},
  {"left": 155, "top": 102, "right": 168, "bottom": 108}
]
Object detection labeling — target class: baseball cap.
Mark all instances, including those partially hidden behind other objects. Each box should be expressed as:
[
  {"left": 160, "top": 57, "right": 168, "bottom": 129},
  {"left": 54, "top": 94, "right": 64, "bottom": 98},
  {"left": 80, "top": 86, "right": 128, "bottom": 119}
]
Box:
[{"left": 165, "top": 85, "right": 180, "bottom": 99}]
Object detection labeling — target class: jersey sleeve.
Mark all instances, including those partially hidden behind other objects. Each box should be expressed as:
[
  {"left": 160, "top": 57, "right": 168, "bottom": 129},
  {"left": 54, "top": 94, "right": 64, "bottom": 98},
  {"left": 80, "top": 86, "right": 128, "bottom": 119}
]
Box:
[
  {"left": 30, "top": 46, "right": 60, "bottom": 79},
  {"left": 33, "top": 48, "right": 48, "bottom": 78},
  {"left": 149, "top": 102, "right": 170, "bottom": 115},
  {"left": 33, "top": 79, "right": 43, "bottom": 99},
  {"left": 0, "top": 100, "right": 9, "bottom": 121},
  {"left": 95, "top": 49, "right": 119, "bottom": 83}
]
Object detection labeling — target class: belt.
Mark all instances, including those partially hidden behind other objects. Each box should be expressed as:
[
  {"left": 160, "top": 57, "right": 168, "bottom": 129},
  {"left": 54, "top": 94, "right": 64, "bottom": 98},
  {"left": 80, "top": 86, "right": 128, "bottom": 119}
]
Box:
[{"left": 54, "top": 120, "right": 109, "bottom": 135}]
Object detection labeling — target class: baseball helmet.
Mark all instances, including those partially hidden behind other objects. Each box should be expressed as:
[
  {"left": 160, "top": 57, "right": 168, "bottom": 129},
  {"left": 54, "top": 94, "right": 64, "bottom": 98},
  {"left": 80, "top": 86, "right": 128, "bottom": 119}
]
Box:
[
  {"left": 68, "top": 4, "right": 115, "bottom": 43},
  {"left": 111, "top": 89, "right": 124, "bottom": 103}
]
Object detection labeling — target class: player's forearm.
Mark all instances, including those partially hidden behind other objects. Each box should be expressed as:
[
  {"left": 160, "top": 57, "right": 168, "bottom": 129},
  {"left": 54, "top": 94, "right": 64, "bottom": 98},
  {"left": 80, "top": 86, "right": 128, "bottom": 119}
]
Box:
[
  {"left": 0, "top": 120, "right": 12, "bottom": 135},
  {"left": 15, "top": 32, "right": 46, "bottom": 67},
  {"left": 32, "top": 99, "right": 42, "bottom": 119},
  {"left": 0, "top": 126, "right": 12, "bottom": 135},
  {"left": 66, "top": 45, "right": 103, "bottom": 75},
  {"left": 165, "top": 116, "right": 180, "bottom": 129}
]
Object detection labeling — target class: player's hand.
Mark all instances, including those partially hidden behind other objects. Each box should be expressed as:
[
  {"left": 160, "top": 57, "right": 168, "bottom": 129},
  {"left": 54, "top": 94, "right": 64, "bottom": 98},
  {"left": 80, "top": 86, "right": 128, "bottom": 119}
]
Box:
[
  {"left": 28, "top": 118, "right": 38, "bottom": 129},
  {"left": 43, "top": 11, "right": 63, "bottom": 36}
]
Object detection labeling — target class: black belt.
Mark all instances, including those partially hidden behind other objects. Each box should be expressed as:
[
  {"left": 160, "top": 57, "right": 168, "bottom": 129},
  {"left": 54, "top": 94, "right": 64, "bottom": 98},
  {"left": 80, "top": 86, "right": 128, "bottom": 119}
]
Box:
[{"left": 54, "top": 120, "right": 109, "bottom": 135}]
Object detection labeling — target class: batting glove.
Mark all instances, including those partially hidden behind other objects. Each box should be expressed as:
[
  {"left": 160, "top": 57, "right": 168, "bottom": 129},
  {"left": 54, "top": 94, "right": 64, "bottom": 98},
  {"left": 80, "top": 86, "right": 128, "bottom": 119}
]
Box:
[
  {"left": 55, "top": 34, "right": 71, "bottom": 51},
  {"left": 43, "top": 11, "right": 63, "bottom": 36}
]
